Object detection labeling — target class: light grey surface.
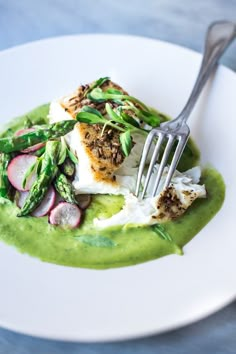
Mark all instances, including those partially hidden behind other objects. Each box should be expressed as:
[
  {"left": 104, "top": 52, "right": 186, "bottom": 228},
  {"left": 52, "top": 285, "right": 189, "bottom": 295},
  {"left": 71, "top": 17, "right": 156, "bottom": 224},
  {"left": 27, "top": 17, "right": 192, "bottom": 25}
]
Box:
[
  {"left": 0, "top": 302, "right": 236, "bottom": 353},
  {"left": 0, "top": 0, "right": 236, "bottom": 353},
  {"left": 0, "top": 0, "right": 236, "bottom": 70}
]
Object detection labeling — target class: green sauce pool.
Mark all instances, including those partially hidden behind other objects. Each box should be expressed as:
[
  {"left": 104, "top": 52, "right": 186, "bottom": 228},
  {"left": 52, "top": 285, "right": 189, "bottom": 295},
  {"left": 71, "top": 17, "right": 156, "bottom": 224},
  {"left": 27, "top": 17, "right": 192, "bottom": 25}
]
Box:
[{"left": 0, "top": 105, "right": 225, "bottom": 269}]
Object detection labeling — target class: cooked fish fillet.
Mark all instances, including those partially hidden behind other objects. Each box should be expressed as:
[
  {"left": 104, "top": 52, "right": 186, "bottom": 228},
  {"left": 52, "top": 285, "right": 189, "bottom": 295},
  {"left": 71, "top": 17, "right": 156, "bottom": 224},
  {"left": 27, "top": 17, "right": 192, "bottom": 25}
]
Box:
[
  {"left": 49, "top": 79, "right": 138, "bottom": 194},
  {"left": 94, "top": 166, "right": 206, "bottom": 227},
  {"left": 49, "top": 79, "right": 206, "bottom": 227},
  {"left": 61, "top": 79, "right": 129, "bottom": 181}
]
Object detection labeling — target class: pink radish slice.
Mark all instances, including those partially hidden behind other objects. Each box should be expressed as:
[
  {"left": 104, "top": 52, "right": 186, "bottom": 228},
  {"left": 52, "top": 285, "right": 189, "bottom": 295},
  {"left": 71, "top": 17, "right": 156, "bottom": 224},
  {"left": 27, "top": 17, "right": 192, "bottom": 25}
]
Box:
[
  {"left": 7, "top": 155, "right": 37, "bottom": 191},
  {"left": 75, "top": 194, "right": 91, "bottom": 209},
  {"left": 15, "top": 128, "right": 45, "bottom": 153},
  {"left": 49, "top": 202, "right": 82, "bottom": 228},
  {"left": 16, "top": 191, "right": 28, "bottom": 208},
  {"left": 16, "top": 186, "right": 56, "bottom": 217},
  {"left": 33, "top": 186, "right": 56, "bottom": 217}
]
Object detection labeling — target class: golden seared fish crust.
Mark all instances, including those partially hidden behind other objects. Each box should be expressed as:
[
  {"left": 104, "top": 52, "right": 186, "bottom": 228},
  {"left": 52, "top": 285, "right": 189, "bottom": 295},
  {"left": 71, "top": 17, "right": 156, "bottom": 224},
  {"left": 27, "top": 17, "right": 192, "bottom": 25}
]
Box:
[
  {"left": 76, "top": 123, "right": 125, "bottom": 182},
  {"left": 61, "top": 79, "right": 129, "bottom": 183}
]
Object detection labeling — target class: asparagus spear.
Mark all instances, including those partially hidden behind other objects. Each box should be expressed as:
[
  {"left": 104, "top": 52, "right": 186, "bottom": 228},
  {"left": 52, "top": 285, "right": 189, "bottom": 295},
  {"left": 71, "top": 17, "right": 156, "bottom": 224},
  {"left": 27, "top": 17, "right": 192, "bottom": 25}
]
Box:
[
  {"left": 54, "top": 172, "right": 77, "bottom": 204},
  {"left": 33, "top": 146, "right": 46, "bottom": 157},
  {"left": 0, "top": 120, "right": 77, "bottom": 153},
  {"left": 18, "top": 141, "right": 61, "bottom": 216},
  {"left": 0, "top": 152, "right": 12, "bottom": 200},
  {"left": 60, "top": 157, "right": 75, "bottom": 177}
]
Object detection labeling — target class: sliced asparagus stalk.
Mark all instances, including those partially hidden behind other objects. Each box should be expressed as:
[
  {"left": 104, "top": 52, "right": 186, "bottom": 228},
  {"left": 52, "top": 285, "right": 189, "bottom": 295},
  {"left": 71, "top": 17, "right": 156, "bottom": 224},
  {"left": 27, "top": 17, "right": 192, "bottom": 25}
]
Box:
[
  {"left": 18, "top": 141, "right": 61, "bottom": 216},
  {"left": 0, "top": 120, "right": 77, "bottom": 153},
  {"left": 60, "top": 157, "right": 75, "bottom": 177},
  {"left": 54, "top": 172, "right": 77, "bottom": 204}
]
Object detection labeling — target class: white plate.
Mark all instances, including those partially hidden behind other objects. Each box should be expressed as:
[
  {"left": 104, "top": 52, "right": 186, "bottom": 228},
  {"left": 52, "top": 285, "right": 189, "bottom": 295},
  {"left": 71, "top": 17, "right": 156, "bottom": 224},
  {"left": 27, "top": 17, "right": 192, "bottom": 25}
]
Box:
[{"left": 0, "top": 34, "right": 235, "bottom": 342}]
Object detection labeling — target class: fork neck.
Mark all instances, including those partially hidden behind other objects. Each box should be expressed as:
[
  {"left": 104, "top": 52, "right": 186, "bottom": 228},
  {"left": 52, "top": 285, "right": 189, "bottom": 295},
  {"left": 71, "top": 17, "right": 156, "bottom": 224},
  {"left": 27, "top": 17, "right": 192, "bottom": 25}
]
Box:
[{"left": 173, "top": 21, "right": 236, "bottom": 126}]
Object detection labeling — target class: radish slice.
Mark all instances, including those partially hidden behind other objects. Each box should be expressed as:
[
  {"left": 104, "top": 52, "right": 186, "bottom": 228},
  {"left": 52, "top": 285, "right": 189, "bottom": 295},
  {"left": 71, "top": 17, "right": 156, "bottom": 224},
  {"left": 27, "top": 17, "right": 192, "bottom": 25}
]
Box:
[
  {"left": 49, "top": 202, "right": 82, "bottom": 228},
  {"left": 16, "top": 186, "right": 56, "bottom": 217},
  {"left": 33, "top": 186, "right": 56, "bottom": 217},
  {"left": 15, "top": 128, "right": 45, "bottom": 153},
  {"left": 7, "top": 155, "right": 37, "bottom": 191},
  {"left": 75, "top": 194, "right": 91, "bottom": 209},
  {"left": 16, "top": 191, "right": 28, "bottom": 208}
]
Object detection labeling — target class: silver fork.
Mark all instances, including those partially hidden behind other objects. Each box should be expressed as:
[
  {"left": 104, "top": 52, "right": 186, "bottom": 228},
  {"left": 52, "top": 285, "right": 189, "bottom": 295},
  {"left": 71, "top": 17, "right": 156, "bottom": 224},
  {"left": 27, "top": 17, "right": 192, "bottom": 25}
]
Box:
[{"left": 135, "top": 20, "right": 236, "bottom": 199}]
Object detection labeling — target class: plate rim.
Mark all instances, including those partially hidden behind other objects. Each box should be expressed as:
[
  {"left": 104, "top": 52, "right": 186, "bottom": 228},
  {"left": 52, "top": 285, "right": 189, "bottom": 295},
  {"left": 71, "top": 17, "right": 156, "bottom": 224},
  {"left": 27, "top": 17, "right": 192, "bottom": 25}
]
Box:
[
  {"left": 0, "top": 290, "right": 235, "bottom": 343},
  {"left": 0, "top": 32, "right": 235, "bottom": 77},
  {"left": 0, "top": 33, "right": 235, "bottom": 342}
]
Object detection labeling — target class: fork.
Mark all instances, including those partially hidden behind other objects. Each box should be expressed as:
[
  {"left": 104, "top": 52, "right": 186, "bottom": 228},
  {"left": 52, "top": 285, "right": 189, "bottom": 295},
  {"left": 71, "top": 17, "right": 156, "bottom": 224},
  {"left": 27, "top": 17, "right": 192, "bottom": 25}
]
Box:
[{"left": 135, "top": 20, "right": 236, "bottom": 199}]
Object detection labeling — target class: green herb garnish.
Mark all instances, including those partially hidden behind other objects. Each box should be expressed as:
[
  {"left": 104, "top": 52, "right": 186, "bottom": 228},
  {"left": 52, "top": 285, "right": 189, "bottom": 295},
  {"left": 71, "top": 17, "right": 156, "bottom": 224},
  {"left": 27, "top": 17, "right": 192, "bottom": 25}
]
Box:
[
  {"left": 67, "top": 148, "right": 78, "bottom": 164},
  {"left": 151, "top": 224, "right": 173, "bottom": 242},
  {"left": 76, "top": 235, "right": 117, "bottom": 248},
  {"left": 77, "top": 96, "right": 153, "bottom": 157},
  {"left": 88, "top": 87, "right": 149, "bottom": 111},
  {"left": 122, "top": 101, "right": 161, "bottom": 127},
  {"left": 119, "top": 130, "right": 132, "bottom": 157},
  {"left": 83, "top": 77, "right": 110, "bottom": 97},
  {"left": 77, "top": 103, "right": 147, "bottom": 156}
]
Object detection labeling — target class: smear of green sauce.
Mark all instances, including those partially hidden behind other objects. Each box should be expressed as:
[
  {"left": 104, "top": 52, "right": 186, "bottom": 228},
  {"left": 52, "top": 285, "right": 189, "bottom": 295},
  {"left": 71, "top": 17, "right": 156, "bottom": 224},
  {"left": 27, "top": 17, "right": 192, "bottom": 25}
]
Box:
[{"left": 0, "top": 105, "right": 225, "bottom": 269}]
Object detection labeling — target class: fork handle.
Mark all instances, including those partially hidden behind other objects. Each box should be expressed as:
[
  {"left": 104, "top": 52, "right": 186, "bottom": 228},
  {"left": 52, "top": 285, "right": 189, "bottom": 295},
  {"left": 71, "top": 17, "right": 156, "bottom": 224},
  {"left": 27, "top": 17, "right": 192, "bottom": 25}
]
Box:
[{"left": 175, "top": 21, "right": 236, "bottom": 125}]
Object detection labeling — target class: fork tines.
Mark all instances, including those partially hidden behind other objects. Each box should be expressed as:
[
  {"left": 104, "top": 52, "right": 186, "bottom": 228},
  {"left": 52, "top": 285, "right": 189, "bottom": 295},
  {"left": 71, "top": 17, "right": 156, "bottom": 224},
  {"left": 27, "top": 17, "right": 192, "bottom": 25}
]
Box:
[{"left": 135, "top": 125, "right": 190, "bottom": 199}]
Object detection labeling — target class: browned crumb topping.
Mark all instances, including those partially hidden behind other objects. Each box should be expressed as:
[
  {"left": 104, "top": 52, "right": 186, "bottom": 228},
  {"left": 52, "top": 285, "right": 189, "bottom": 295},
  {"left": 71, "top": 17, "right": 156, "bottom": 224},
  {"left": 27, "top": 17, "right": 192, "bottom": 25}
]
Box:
[
  {"left": 76, "top": 123, "right": 126, "bottom": 183},
  {"left": 62, "top": 79, "right": 128, "bottom": 117},
  {"left": 154, "top": 186, "right": 187, "bottom": 222},
  {"left": 64, "top": 79, "right": 133, "bottom": 183},
  {"left": 152, "top": 185, "right": 199, "bottom": 222}
]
